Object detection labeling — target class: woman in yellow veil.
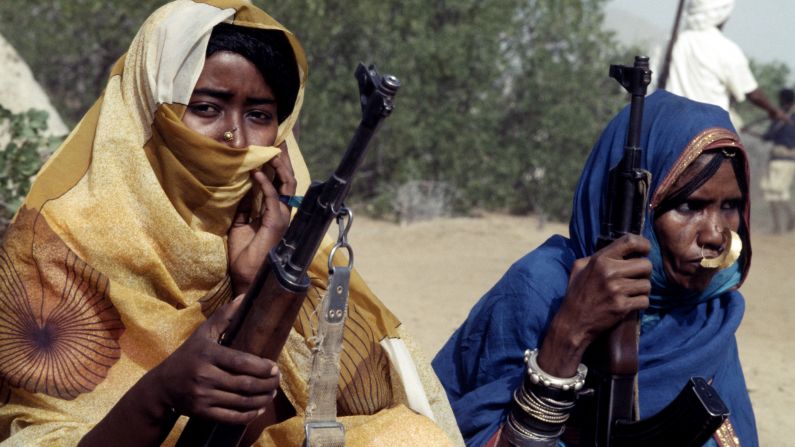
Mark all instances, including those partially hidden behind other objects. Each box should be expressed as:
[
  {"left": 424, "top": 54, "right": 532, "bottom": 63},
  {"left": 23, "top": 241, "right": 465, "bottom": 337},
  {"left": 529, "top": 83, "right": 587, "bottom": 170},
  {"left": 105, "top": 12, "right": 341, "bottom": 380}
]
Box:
[{"left": 0, "top": 1, "right": 461, "bottom": 445}]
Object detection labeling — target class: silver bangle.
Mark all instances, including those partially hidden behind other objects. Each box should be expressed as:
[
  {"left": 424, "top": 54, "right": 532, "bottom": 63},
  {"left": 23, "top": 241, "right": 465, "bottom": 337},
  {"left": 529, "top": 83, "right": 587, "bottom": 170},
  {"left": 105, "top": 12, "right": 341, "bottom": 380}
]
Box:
[
  {"left": 524, "top": 349, "right": 587, "bottom": 393},
  {"left": 513, "top": 388, "right": 573, "bottom": 425}
]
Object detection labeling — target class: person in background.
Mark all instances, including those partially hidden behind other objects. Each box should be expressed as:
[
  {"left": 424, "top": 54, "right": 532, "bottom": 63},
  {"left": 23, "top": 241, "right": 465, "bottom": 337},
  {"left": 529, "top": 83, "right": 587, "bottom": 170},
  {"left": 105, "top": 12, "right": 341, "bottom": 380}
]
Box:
[
  {"left": 758, "top": 88, "right": 795, "bottom": 233},
  {"left": 664, "top": 0, "right": 788, "bottom": 128},
  {"left": 0, "top": 1, "right": 461, "bottom": 445}
]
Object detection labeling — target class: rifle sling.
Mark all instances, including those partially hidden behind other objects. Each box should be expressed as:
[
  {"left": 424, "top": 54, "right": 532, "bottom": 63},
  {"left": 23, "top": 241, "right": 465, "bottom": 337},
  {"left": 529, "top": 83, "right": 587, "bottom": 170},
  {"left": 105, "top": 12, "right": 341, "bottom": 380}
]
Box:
[{"left": 303, "top": 267, "right": 351, "bottom": 447}]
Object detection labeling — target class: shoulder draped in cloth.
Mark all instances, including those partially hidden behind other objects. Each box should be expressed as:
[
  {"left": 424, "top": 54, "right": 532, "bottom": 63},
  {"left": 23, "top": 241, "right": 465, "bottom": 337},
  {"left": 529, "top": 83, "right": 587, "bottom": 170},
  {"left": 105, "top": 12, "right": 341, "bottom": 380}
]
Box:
[{"left": 433, "top": 91, "right": 758, "bottom": 447}]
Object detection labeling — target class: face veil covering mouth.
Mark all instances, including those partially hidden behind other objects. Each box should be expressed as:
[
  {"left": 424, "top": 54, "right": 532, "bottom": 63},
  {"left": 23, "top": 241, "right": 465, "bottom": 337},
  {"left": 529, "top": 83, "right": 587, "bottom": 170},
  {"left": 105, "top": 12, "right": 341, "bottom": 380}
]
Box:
[
  {"left": 0, "top": 1, "right": 470, "bottom": 445},
  {"left": 0, "top": 1, "right": 312, "bottom": 407}
]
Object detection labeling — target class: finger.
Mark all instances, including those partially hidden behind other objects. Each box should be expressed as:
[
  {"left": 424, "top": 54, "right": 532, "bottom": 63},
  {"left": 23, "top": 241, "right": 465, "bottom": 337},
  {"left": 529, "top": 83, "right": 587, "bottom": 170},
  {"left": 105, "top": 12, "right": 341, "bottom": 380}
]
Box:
[
  {"left": 202, "top": 405, "right": 269, "bottom": 426},
  {"left": 213, "top": 347, "right": 280, "bottom": 378},
  {"left": 609, "top": 277, "right": 652, "bottom": 299},
  {"left": 259, "top": 173, "right": 290, "bottom": 219},
  {"left": 204, "top": 294, "right": 246, "bottom": 339},
  {"left": 277, "top": 140, "right": 296, "bottom": 185},
  {"left": 268, "top": 153, "right": 297, "bottom": 196},
  {"left": 604, "top": 256, "right": 653, "bottom": 280},
  {"left": 616, "top": 289, "right": 650, "bottom": 312},
  {"left": 253, "top": 169, "right": 279, "bottom": 203},
  {"left": 235, "top": 172, "right": 288, "bottom": 260},
  {"left": 232, "top": 186, "right": 255, "bottom": 227},
  {"left": 209, "top": 371, "right": 281, "bottom": 403},
  {"left": 201, "top": 385, "right": 278, "bottom": 412},
  {"left": 570, "top": 257, "right": 590, "bottom": 277},
  {"left": 251, "top": 170, "right": 286, "bottom": 221},
  {"left": 600, "top": 234, "right": 651, "bottom": 259}
]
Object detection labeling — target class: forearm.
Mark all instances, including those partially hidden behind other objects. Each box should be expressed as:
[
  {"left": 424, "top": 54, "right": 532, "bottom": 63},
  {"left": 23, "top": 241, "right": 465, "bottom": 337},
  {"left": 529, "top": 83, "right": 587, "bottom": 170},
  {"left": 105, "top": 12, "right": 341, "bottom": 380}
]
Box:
[
  {"left": 746, "top": 88, "right": 782, "bottom": 119},
  {"left": 78, "top": 369, "right": 176, "bottom": 447}
]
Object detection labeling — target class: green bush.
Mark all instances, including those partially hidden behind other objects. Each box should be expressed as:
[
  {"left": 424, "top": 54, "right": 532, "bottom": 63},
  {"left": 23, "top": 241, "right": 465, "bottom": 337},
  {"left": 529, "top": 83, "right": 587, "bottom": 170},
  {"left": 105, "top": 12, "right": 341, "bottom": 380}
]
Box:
[{"left": 0, "top": 106, "right": 63, "bottom": 235}]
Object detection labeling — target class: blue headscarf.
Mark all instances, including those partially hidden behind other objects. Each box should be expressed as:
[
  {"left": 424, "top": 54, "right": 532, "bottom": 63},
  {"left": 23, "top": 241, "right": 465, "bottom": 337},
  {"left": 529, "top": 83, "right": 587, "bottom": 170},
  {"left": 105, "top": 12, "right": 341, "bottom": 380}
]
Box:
[{"left": 433, "top": 91, "right": 757, "bottom": 446}]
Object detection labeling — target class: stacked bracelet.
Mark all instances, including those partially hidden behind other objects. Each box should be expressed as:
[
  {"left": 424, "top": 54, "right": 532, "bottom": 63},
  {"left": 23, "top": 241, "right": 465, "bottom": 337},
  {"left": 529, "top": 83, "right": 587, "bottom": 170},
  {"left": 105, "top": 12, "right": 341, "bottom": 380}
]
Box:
[
  {"left": 502, "top": 349, "right": 587, "bottom": 447},
  {"left": 524, "top": 348, "right": 587, "bottom": 396},
  {"left": 503, "top": 411, "right": 562, "bottom": 447}
]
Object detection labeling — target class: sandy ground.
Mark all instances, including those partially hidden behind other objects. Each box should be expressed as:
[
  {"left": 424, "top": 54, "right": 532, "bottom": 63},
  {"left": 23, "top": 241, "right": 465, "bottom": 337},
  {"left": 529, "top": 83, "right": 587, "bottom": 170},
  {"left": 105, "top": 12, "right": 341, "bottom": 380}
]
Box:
[{"left": 348, "top": 211, "right": 793, "bottom": 445}]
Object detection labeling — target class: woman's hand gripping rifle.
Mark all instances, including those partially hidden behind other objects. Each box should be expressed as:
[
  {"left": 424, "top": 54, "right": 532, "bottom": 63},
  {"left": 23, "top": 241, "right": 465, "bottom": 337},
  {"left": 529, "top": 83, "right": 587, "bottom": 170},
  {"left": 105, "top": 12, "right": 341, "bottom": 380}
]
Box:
[
  {"left": 576, "top": 57, "right": 729, "bottom": 447},
  {"left": 175, "top": 64, "right": 401, "bottom": 447}
]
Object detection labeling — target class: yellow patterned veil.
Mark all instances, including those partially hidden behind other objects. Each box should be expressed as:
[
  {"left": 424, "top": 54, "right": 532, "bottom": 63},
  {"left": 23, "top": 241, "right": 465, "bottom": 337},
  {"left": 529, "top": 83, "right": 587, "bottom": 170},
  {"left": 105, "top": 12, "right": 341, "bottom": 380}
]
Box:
[{"left": 0, "top": 1, "right": 461, "bottom": 445}]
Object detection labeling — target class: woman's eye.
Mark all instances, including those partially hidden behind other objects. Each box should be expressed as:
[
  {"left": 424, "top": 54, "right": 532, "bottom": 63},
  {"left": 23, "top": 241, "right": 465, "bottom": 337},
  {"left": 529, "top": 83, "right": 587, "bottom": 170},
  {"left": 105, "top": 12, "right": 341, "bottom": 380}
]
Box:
[
  {"left": 675, "top": 201, "right": 697, "bottom": 212},
  {"left": 247, "top": 109, "right": 275, "bottom": 124},
  {"left": 187, "top": 103, "right": 219, "bottom": 116},
  {"left": 721, "top": 199, "right": 742, "bottom": 210}
]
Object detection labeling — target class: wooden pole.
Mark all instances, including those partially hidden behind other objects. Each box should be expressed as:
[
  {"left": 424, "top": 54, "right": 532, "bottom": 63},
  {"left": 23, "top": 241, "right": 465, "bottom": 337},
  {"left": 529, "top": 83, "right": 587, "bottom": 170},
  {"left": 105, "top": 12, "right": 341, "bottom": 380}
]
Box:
[{"left": 656, "top": 0, "right": 687, "bottom": 90}]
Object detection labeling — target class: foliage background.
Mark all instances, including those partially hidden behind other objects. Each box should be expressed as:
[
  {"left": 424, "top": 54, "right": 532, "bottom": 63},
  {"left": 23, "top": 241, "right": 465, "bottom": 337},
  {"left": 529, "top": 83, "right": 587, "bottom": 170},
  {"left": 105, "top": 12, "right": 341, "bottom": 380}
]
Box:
[
  {"left": 0, "top": 0, "right": 790, "bottom": 227},
  {"left": 0, "top": 106, "right": 62, "bottom": 233}
]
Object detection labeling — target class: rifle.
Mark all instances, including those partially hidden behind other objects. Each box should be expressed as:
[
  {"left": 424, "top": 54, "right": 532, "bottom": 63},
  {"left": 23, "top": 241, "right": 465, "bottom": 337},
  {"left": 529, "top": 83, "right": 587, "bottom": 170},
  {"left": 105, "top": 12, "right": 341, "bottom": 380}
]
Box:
[
  {"left": 570, "top": 56, "right": 729, "bottom": 446},
  {"left": 174, "top": 63, "right": 400, "bottom": 447}
]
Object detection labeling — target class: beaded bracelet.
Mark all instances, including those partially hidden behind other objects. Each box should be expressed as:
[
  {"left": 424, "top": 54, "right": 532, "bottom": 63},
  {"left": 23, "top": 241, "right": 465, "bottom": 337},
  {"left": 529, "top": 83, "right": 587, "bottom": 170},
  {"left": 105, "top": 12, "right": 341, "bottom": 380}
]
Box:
[{"left": 524, "top": 349, "right": 587, "bottom": 393}]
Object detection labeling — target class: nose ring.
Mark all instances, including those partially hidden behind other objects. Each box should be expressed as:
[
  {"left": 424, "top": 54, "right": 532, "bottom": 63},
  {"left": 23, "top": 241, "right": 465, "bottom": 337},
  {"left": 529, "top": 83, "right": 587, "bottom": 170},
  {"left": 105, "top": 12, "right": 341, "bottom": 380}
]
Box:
[
  {"left": 223, "top": 127, "right": 237, "bottom": 142},
  {"left": 700, "top": 228, "right": 743, "bottom": 269}
]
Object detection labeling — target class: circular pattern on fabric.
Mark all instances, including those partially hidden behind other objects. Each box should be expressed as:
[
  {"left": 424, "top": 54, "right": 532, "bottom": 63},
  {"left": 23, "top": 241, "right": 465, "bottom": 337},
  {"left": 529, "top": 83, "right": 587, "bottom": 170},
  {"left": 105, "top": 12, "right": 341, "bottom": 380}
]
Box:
[{"left": 0, "top": 208, "right": 125, "bottom": 400}]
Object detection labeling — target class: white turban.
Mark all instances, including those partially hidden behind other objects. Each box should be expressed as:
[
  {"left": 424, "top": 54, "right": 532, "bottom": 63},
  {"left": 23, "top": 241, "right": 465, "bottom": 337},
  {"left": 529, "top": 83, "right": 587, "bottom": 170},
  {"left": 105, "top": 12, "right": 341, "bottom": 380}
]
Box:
[{"left": 684, "top": 0, "right": 735, "bottom": 30}]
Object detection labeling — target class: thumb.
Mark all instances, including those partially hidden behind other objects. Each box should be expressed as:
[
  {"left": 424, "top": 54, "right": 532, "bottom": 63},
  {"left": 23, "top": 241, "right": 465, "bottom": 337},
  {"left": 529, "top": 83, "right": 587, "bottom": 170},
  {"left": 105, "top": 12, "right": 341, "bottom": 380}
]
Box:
[
  {"left": 206, "top": 294, "right": 246, "bottom": 340},
  {"left": 568, "top": 257, "right": 590, "bottom": 285}
]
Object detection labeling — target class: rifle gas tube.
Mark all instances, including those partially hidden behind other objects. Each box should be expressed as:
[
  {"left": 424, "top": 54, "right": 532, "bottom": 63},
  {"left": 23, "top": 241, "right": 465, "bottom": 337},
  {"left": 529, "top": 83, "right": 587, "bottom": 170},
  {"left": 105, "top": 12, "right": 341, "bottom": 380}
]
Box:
[
  {"left": 573, "top": 56, "right": 729, "bottom": 447},
  {"left": 175, "top": 64, "right": 400, "bottom": 447}
]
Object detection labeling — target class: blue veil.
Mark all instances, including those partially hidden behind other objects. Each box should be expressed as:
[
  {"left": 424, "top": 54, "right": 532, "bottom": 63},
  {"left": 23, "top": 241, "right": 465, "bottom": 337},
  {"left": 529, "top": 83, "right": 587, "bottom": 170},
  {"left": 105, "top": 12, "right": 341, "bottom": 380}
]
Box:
[{"left": 432, "top": 91, "right": 757, "bottom": 446}]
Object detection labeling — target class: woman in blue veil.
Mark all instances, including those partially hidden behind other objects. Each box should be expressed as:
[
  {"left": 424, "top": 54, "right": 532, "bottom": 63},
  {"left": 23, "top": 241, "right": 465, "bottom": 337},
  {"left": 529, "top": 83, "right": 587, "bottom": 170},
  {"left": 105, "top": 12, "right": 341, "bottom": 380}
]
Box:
[{"left": 433, "top": 90, "right": 757, "bottom": 446}]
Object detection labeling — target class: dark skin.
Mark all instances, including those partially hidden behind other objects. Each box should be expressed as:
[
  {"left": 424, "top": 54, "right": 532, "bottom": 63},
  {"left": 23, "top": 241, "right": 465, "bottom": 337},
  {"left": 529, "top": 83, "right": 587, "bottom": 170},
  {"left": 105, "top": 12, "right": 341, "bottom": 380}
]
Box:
[
  {"left": 746, "top": 88, "right": 792, "bottom": 124},
  {"left": 182, "top": 51, "right": 298, "bottom": 296},
  {"left": 539, "top": 153, "right": 742, "bottom": 377},
  {"left": 493, "top": 153, "right": 743, "bottom": 446},
  {"left": 80, "top": 51, "right": 297, "bottom": 446},
  {"left": 654, "top": 156, "right": 742, "bottom": 291}
]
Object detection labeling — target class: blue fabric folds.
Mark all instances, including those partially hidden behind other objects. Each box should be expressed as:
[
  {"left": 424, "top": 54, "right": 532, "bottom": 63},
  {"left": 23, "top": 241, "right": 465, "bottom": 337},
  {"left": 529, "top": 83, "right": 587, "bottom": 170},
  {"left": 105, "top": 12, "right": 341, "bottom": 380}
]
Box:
[{"left": 432, "top": 91, "right": 757, "bottom": 446}]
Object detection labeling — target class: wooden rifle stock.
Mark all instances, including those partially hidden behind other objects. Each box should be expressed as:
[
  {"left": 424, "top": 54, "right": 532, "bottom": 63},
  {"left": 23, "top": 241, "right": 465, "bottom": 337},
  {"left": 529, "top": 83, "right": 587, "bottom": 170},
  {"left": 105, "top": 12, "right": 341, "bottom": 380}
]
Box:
[{"left": 174, "top": 63, "right": 400, "bottom": 447}]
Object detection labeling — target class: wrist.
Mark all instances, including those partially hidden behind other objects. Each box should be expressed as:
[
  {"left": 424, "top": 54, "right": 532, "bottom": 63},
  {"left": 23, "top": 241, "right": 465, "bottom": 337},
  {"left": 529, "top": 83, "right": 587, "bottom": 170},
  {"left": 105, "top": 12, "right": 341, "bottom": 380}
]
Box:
[
  {"left": 136, "top": 366, "right": 176, "bottom": 423},
  {"left": 537, "top": 315, "right": 590, "bottom": 377},
  {"left": 79, "top": 365, "right": 178, "bottom": 446}
]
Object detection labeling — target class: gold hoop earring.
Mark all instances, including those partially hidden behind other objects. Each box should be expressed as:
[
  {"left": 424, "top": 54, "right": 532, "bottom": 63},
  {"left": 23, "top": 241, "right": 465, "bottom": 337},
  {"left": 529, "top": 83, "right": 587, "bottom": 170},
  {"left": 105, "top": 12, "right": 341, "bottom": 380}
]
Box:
[
  {"left": 223, "top": 127, "right": 237, "bottom": 142},
  {"left": 700, "top": 228, "right": 743, "bottom": 269}
]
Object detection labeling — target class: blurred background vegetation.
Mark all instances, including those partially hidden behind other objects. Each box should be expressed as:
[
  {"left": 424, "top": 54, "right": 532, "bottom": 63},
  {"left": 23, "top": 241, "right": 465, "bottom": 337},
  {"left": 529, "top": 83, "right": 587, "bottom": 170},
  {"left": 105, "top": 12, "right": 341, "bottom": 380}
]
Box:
[{"left": 0, "top": 0, "right": 790, "bottom": 229}]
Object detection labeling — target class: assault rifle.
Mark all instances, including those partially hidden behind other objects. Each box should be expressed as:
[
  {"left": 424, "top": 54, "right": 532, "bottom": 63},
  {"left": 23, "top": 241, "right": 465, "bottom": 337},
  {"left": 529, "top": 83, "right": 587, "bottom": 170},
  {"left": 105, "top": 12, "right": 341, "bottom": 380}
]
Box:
[
  {"left": 174, "top": 63, "right": 400, "bottom": 447},
  {"left": 570, "top": 56, "right": 729, "bottom": 446}
]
